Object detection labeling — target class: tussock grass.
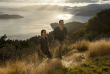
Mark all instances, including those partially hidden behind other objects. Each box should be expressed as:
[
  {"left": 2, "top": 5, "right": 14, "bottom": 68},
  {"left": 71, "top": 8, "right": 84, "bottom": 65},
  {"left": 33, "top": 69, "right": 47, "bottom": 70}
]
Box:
[
  {"left": 88, "top": 39, "right": 110, "bottom": 57},
  {"left": 0, "top": 53, "right": 62, "bottom": 74},
  {"left": 36, "top": 59, "right": 62, "bottom": 74},
  {"left": 74, "top": 40, "right": 90, "bottom": 52}
]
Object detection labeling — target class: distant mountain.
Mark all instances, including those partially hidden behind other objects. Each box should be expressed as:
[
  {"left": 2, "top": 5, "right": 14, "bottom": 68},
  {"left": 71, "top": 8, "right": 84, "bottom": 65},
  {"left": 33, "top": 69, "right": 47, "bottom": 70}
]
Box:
[
  {"left": 0, "top": 14, "right": 24, "bottom": 19},
  {"left": 75, "top": 4, "right": 110, "bottom": 16},
  {"left": 50, "top": 21, "right": 85, "bottom": 33},
  {"left": 66, "top": 0, "right": 97, "bottom": 3}
]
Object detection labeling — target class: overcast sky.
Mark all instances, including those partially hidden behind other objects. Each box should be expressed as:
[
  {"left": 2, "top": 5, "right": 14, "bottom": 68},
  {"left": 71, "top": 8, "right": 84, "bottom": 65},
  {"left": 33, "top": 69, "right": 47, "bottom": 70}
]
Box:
[
  {"left": 0, "top": 0, "right": 109, "bottom": 3},
  {"left": 0, "top": 0, "right": 102, "bottom": 3},
  {"left": 0, "top": 0, "right": 109, "bottom": 8}
]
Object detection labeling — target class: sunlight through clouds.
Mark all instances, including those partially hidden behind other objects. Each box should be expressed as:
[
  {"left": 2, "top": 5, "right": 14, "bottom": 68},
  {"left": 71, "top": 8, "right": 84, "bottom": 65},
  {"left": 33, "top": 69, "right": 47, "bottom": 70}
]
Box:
[
  {"left": 39, "top": 0, "right": 66, "bottom": 2},
  {"left": 57, "top": 14, "right": 73, "bottom": 20}
]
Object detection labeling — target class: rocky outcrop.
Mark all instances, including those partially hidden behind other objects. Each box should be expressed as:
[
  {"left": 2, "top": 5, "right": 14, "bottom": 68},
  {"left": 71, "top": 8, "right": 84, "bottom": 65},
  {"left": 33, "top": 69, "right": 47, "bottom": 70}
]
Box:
[{"left": 50, "top": 21, "right": 85, "bottom": 33}]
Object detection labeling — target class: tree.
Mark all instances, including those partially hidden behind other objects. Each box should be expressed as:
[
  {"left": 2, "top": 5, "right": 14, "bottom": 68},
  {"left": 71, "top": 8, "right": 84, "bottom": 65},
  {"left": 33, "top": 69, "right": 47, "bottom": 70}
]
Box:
[{"left": 0, "top": 34, "right": 7, "bottom": 48}]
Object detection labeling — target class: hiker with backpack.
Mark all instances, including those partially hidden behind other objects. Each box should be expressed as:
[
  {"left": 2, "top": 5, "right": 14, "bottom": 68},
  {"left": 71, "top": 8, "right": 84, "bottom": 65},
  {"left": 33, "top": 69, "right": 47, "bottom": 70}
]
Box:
[{"left": 38, "top": 29, "right": 52, "bottom": 60}]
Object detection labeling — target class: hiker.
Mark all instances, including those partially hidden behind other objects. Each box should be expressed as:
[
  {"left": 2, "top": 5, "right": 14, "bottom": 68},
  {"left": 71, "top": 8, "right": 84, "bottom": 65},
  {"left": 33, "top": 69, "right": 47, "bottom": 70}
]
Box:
[
  {"left": 38, "top": 29, "right": 52, "bottom": 60},
  {"left": 53, "top": 20, "right": 69, "bottom": 59}
]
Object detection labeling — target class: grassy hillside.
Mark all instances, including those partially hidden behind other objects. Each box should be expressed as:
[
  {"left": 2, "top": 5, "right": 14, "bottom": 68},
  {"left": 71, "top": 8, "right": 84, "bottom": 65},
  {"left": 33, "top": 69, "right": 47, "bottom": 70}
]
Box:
[
  {"left": 61, "top": 39, "right": 110, "bottom": 74},
  {"left": 0, "top": 39, "right": 110, "bottom": 74}
]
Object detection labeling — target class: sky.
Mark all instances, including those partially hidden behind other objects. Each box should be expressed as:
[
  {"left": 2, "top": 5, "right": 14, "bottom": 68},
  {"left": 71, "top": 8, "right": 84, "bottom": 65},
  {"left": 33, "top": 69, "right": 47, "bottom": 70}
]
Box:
[
  {"left": 0, "top": 0, "right": 109, "bottom": 8},
  {"left": 0, "top": 0, "right": 109, "bottom": 3}
]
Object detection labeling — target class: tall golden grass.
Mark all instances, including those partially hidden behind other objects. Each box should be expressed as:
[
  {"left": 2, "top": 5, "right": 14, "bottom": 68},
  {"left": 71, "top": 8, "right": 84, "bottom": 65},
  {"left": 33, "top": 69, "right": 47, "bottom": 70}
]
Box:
[
  {"left": 73, "top": 39, "right": 110, "bottom": 57},
  {"left": 74, "top": 40, "right": 90, "bottom": 52},
  {"left": 0, "top": 53, "right": 62, "bottom": 74},
  {"left": 88, "top": 39, "right": 110, "bottom": 57}
]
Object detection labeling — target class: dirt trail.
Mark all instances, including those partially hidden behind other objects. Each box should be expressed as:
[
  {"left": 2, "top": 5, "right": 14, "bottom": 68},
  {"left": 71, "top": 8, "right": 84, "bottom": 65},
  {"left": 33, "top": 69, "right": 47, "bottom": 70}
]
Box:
[
  {"left": 40, "top": 49, "right": 87, "bottom": 68},
  {"left": 62, "top": 49, "right": 87, "bottom": 68}
]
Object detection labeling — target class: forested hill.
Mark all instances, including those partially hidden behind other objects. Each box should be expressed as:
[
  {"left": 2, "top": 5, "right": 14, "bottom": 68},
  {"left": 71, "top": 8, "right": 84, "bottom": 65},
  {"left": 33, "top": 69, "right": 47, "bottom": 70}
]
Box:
[{"left": 70, "top": 8, "right": 110, "bottom": 41}]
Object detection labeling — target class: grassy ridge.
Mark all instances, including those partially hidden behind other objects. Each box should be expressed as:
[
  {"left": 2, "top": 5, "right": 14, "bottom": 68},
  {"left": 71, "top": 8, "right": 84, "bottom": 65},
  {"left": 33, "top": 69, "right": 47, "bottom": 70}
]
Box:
[
  {"left": 0, "top": 39, "right": 110, "bottom": 74},
  {"left": 61, "top": 39, "right": 110, "bottom": 74},
  {"left": 61, "top": 56, "right": 110, "bottom": 74}
]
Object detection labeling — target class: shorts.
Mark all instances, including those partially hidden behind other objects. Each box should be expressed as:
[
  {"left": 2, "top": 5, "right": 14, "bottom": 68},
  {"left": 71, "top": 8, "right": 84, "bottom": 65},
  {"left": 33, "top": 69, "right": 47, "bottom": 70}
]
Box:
[{"left": 38, "top": 49, "right": 52, "bottom": 59}]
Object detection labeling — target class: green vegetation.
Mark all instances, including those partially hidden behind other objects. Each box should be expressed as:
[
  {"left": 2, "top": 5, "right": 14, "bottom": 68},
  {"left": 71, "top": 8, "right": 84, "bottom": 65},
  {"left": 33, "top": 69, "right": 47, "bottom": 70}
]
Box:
[
  {"left": 86, "top": 9, "right": 110, "bottom": 33},
  {"left": 61, "top": 56, "right": 110, "bottom": 74},
  {"left": 0, "top": 34, "right": 37, "bottom": 62}
]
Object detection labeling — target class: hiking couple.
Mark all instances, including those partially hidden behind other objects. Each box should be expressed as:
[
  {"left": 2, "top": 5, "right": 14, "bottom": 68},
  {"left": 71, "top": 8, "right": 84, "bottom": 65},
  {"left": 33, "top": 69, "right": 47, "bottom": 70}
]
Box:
[{"left": 38, "top": 20, "right": 69, "bottom": 60}]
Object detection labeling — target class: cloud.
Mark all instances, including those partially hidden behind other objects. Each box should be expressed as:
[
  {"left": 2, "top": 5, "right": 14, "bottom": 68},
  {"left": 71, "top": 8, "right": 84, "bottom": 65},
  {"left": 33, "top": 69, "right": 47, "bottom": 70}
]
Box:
[
  {"left": 66, "top": 0, "right": 98, "bottom": 3},
  {"left": 0, "top": 0, "right": 30, "bottom": 2},
  {"left": 103, "top": 0, "right": 110, "bottom": 1},
  {"left": 0, "top": 0, "right": 109, "bottom": 3},
  {"left": 0, "top": 0, "right": 97, "bottom": 3}
]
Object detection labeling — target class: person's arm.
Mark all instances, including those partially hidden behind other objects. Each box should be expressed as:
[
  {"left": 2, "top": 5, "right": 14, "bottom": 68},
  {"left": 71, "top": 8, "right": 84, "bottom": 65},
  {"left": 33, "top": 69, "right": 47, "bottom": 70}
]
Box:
[
  {"left": 38, "top": 44, "right": 45, "bottom": 56},
  {"left": 65, "top": 27, "right": 69, "bottom": 40},
  {"left": 46, "top": 37, "right": 49, "bottom": 47},
  {"left": 38, "top": 38, "right": 45, "bottom": 56}
]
